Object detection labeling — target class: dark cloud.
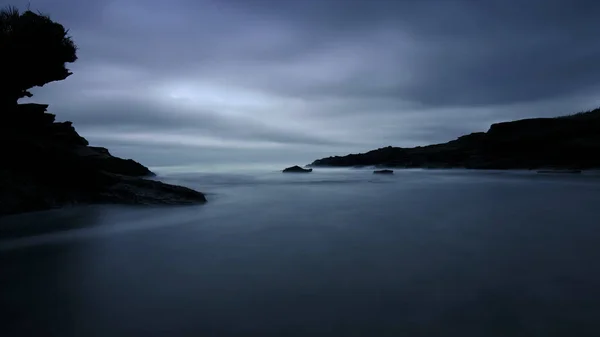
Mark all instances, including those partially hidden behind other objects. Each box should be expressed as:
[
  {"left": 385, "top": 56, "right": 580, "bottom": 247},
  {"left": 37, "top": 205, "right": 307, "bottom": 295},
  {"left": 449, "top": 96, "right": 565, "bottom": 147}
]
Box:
[
  {"left": 4, "top": 0, "right": 600, "bottom": 166},
  {"left": 216, "top": 0, "right": 600, "bottom": 106}
]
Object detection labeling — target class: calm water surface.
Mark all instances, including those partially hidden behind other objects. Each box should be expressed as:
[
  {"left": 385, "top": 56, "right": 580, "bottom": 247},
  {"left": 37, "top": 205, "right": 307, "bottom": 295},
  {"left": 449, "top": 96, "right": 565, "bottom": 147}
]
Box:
[{"left": 1, "top": 168, "right": 600, "bottom": 336}]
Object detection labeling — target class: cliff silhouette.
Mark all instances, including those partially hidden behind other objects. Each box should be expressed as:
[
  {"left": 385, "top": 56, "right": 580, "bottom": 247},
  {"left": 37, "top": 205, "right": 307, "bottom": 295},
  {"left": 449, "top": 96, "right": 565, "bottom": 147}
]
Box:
[
  {"left": 0, "top": 104, "right": 206, "bottom": 216},
  {"left": 0, "top": 7, "right": 206, "bottom": 216},
  {"left": 310, "top": 108, "right": 600, "bottom": 170}
]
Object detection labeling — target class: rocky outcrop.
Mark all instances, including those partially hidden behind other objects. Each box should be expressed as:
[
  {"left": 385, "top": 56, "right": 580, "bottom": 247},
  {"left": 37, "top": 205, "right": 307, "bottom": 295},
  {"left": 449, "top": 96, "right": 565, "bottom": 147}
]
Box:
[
  {"left": 94, "top": 174, "right": 206, "bottom": 205},
  {"left": 282, "top": 165, "right": 313, "bottom": 173},
  {"left": 310, "top": 107, "right": 600, "bottom": 170},
  {"left": 537, "top": 170, "right": 582, "bottom": 174},
  {"left": 0, "top": 104, "right": 206, "bottom": 216},
  {"left": 373, "top": 169, "right": 394, "bottom": 174}
]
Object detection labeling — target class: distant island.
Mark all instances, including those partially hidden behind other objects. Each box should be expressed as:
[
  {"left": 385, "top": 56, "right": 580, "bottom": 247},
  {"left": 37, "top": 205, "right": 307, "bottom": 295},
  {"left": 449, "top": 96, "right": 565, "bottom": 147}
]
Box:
[{"left": 310, "top": 108, "right": 600, "bottom": 170}]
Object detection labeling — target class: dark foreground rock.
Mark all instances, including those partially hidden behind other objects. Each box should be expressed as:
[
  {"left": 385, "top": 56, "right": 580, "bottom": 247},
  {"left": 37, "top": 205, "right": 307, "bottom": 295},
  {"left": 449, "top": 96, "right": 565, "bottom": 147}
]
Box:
[
  {"left": 373, "top": 169, "right": 394, "bottom": 174},
  {"left": 310, "top": 107, "right": 600, "bottom": 170},
  {"left": 283, "top": 165, "right": 313, "bottom": 173},
  {"left": 0, "top": 104, "right": 206, "bottom": 216}
]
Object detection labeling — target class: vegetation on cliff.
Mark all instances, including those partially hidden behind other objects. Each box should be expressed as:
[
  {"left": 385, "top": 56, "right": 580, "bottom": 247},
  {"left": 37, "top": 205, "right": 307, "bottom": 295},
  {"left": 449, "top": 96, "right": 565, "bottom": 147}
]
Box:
[{"left": 0, "top": 6, "right": 77, "bottom": 107}]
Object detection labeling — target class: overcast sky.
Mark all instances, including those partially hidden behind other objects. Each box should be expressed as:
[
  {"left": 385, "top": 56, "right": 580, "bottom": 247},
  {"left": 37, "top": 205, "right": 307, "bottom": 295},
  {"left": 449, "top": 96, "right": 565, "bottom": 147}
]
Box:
[{"left": 6, "top": 0, "right": 600, "bottom": 168}]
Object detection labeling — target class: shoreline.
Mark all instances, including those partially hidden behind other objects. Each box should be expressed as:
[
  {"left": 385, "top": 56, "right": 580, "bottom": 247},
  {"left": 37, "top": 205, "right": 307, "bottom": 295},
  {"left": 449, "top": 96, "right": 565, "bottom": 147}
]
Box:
[{"left": 0, "top": 104, "right": 206, "bottom": 217}]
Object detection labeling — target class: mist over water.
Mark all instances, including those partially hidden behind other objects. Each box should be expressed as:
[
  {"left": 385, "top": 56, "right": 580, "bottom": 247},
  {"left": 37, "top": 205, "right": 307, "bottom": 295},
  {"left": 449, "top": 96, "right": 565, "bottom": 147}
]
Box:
[{"left": 2, "top": 168, "right": 600, "bottom": 336}]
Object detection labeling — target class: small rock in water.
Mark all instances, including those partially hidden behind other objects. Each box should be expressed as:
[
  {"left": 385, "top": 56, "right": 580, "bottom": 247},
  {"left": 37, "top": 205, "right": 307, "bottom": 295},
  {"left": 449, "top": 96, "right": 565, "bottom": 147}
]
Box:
[
  {"left": 373, "top": 169, "right": 394, "bottom": 174},
  {"left": 283, "top": 165, "right": 313, "bottom": 173},
  {"left": 537, "top": 169, "right": 582, "bottom": 174}
]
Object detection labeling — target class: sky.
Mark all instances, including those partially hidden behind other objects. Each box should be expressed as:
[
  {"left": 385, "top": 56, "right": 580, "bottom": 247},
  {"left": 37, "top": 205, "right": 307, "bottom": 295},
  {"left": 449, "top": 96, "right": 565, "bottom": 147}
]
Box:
[{"left": 5, "top": 0, "right": 600, "bottom": 168}]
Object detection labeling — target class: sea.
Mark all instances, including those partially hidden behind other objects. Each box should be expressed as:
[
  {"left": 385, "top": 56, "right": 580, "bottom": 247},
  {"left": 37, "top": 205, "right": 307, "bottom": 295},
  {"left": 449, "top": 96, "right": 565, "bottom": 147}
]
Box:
[{"left": 1, "top": 167, "right": 600, "bottom": 336}]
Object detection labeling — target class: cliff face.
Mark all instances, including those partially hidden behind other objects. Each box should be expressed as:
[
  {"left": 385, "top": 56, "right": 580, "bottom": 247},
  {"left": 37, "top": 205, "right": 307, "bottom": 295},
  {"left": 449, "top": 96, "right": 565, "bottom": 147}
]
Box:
[
  {"left": 310, "top": 108, "right": 600, "bottom": 169},
  {"left": 0, "top": 104, "right": 206, "bottom": 216}
]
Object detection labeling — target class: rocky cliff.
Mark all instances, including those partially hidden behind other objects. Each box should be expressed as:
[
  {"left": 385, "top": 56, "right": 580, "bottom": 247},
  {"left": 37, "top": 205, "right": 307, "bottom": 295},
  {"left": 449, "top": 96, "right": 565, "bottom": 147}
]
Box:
[
  {"left": 0, "top": 103, "right": 206, "bottom": 216},
  {"left": 310, "top": 108, "right": 600, "bottom": 170}
]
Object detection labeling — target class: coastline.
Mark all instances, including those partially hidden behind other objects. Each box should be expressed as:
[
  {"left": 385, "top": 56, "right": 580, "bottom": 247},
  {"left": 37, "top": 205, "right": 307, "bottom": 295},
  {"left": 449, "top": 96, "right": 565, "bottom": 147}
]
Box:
[
  {"left": 310, "top": 108, "right": 600, "bottom": 170},
  {"left": 0, "top": 104, "right": 206, "bottom": 217}
]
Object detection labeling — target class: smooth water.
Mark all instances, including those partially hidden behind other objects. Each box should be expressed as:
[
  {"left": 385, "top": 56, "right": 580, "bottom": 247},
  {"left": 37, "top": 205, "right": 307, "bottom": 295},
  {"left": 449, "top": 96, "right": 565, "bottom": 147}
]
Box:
[{"left": 2, "top": 168, "right": 600, "bottom": 336}]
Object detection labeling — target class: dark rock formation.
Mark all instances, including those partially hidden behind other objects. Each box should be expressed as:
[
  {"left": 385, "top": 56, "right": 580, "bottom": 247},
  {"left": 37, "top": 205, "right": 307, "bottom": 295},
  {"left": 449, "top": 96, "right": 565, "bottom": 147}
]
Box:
[
  {"left": 537, "top": 170, "right": 582, "bottom": 174},
  {"left": 283, "top": 165, "right": 313, "bottom": 173},
  {"left": 373, "top": 169, "right": 394, "bottom": 174},
  {"left": 0, "top": 104, "right": 206, "bottom": 216},
  {"left": 310, "top": 108, "right": 600, "bottom": 170}
]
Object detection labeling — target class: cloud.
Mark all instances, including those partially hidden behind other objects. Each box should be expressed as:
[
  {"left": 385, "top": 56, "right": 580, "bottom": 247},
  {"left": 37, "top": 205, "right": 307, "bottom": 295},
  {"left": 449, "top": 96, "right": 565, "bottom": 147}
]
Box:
[
  {"left": 4, "top": 0, "right": 600, "bottom": 166},
  {"left": 42, "top": 90, "right": 355, "bottom": 147}
]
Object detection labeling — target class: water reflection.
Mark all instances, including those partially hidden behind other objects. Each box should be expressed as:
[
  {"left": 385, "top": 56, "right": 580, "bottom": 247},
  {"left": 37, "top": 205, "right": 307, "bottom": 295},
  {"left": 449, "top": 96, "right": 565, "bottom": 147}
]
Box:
[{"left": 1, "top": 169, "right": 600, "bottom": 336}]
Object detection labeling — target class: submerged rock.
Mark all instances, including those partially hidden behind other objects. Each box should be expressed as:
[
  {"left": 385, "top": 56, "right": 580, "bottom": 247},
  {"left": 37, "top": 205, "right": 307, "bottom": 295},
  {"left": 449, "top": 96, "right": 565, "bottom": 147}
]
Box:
[
  {"left": 373, "top": 169, "right": 394, "bottom": 174},
  {"left": 283, "top": 165, "right": 313, "bottom": 173},
  {"left": 0, "top": 104, "right": 206, "bottom": 216},
  {"left": 537, "top": 169, "right": 582, "bottom": 174}
]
